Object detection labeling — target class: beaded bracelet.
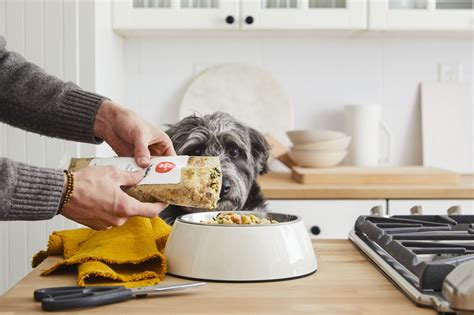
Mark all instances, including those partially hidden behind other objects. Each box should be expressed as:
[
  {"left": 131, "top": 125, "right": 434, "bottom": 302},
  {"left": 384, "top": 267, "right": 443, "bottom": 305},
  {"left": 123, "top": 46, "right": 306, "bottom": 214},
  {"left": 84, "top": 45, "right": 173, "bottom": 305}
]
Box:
[{"left": 59, "top": 170, "right": 74, "bottom": 213}]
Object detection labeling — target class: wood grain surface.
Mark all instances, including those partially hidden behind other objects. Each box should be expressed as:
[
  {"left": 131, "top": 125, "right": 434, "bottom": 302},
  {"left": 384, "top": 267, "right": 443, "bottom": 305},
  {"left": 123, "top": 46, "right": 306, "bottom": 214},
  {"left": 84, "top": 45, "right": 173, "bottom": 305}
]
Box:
[
  {"left": 259, "top": 172, "right": 474, "bottom": 199},
  {"left": 0, "top": 240, "right": 434, "bottom": 314},
  {"left": 291, "top": 166, "right": 460, "bottom": 185}
]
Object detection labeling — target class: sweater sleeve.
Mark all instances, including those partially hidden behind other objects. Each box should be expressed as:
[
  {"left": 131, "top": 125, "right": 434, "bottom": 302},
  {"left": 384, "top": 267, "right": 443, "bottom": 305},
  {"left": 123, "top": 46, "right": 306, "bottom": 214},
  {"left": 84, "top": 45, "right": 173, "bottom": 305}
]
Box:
[
  {"left": 0, "top": 36, "right": 107, "bottom": 143},
  {"left": 0, "top": 158, "right": 65, "bottom": 220}
]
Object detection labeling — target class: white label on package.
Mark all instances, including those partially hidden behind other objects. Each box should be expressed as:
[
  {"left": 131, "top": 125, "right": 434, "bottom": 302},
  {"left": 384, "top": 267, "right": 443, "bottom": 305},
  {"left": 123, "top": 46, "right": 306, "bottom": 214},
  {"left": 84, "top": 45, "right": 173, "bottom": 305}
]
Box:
[{"left": 89, "top": 156, "right": 189, "bottom": 185}]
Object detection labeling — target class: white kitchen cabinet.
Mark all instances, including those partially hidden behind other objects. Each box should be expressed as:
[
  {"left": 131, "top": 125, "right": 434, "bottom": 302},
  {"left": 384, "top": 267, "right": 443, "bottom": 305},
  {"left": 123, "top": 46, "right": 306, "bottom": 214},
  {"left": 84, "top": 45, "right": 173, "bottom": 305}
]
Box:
[
  {"left": 113, "top": 0, "right": 239, "bottom": 32},
  {"left": 388, "top": 199, "right": 474, "bottom": 216},
  {"left": 369, "top": 0, "right": 473, "bottom": 31},
  {"left": 113, "top": 0, "right": 367, "bottom": 33},
  {"left": 113, "top": 0, "right": 472, "bottom": 32},
  {"left": 240, "top": 0, "right": 367, "bottom": 30},
  {"left": 266, "top": 199, "right": 386, "bottom": 239}
]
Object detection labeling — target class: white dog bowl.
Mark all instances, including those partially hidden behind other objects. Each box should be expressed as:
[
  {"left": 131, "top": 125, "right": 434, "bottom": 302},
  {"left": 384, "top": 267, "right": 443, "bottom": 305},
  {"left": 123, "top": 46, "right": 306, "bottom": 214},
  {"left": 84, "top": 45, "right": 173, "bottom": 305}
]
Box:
[
  {"left": 289, "top": 149, "right": 347, "bottom": 168},
  {"left": 287, "top": 129, "right": 346, "bottom": 145},
  {"left": 293, "top": 136, "right": 351, "bottom": 151},
  {"left": 164, "top": 211, "right": 317, "bottom": 282}
]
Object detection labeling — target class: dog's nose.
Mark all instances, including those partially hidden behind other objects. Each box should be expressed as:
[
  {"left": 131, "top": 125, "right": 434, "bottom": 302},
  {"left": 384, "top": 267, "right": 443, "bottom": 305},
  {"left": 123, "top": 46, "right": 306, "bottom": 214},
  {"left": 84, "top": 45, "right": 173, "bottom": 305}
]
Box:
[{"left": 221, "top": 179, "right": 231, "bottom": 196}]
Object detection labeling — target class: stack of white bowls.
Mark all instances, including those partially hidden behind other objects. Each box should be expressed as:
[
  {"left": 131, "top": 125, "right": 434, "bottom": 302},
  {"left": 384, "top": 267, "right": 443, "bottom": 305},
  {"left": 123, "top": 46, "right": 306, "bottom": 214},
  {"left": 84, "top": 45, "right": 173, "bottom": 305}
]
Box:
[{"left": 286, "top": 130, "right": 351, "bottom": 168}]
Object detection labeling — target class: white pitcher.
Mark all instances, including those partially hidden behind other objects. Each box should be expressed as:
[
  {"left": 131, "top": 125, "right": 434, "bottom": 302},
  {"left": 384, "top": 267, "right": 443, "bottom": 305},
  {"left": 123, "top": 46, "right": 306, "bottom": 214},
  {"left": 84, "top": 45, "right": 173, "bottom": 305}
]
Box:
[{"left": 344, "top": 104, "right": 392, "bottom": 166}]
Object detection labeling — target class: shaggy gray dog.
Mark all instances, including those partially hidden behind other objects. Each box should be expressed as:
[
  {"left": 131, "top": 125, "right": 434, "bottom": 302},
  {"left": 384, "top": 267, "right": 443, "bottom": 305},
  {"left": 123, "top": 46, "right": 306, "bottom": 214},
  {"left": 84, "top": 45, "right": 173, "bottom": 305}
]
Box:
[{"left": 158, "top": 112, "right": 270, "bottom": 224}]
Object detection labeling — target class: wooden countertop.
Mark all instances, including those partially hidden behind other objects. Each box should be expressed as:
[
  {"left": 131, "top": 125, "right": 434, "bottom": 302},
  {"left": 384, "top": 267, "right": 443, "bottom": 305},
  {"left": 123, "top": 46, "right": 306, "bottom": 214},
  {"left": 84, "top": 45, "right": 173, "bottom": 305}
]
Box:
[
  {"left": 259, "top": 172, "right": 474, "bottom": 199},
  {"left": 0, "top": 240, "right": 434, "bottom": 314}
]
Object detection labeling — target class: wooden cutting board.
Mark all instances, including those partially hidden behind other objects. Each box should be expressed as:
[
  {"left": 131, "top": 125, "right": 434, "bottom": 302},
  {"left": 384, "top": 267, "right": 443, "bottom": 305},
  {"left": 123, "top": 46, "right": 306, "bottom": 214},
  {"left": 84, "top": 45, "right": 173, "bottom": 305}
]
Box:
[
  {"left": 291, "top": 166, "right": 460, "bottom": 185},
  {"left": 421, "top": 82, "right": 473, "bottom": 173},
  {"left": 179, "top": 64, "right": 293, "bottom": 145}
]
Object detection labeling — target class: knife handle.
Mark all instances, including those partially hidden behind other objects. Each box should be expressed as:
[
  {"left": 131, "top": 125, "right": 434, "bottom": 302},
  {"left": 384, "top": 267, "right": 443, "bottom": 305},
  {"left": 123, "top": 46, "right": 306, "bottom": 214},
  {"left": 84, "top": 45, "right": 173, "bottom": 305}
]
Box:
[{"left": 41, "top": 286, "right": 133, "bottom": 311}]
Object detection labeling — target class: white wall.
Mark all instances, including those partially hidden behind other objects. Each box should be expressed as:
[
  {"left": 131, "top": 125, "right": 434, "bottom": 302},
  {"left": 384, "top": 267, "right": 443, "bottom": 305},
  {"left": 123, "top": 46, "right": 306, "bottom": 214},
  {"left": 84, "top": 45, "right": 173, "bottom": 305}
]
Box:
[
  {"left": 94, "top": 0, "right": 125, "bottom": 157},
  {"left": 0, "top": 0, "right": 83, "bottom": 295},
  {"left": 0, "top": 0, "right": 116, "bottom": 295},
  {"left": 123, "top": 34, "right": 472, "bottom": 166}
]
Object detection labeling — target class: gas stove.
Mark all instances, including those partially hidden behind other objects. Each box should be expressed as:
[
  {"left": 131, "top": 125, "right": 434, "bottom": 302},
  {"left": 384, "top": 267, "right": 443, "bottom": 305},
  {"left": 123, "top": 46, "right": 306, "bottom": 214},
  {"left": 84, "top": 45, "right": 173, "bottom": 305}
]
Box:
[{"left": 349, "top": 215, "right": 474, "bottom": 314}]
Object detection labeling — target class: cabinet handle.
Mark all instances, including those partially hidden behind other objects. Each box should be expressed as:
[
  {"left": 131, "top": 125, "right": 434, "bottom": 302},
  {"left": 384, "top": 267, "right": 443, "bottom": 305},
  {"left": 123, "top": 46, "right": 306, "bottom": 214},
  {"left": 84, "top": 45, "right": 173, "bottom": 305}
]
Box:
[
  {"left": 225, "top": 15, "right": 235, "bottom": 24},
  {"left": 310, "top": 226, "right": 321, "bottom": 236},
  {"left": 245, "top": 16, "right": 254, "bottom": 25}
]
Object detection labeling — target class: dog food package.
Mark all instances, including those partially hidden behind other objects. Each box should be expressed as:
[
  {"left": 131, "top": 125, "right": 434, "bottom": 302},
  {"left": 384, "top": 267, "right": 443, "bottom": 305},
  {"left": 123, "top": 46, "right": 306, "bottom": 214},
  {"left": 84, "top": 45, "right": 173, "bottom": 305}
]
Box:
[{"left": 67, "top": 156, "right": 222, "bottom": 209}]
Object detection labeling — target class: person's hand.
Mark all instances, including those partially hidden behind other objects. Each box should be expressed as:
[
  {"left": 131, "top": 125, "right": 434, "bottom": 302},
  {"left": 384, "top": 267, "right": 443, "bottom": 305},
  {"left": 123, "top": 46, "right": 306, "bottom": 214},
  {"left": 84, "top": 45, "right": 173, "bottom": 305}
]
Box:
[
  {"left": 93, "top": 100, "right": 176, "bottom": 167},
  {"left": 60, "top": 166, "right": 167, "bottom": 230}
]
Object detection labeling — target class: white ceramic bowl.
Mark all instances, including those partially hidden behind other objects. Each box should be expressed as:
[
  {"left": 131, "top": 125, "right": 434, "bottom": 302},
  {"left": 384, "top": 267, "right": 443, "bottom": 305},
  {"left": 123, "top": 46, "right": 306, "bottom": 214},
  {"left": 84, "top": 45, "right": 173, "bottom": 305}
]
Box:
[
  {"left": 288, "top": 149, "right": 347, "bottom": 168},
  {"left": 164, "top": 211, "right": 317, "bottom": 282},
  {"left": 292, "top": 136, "right": 351, "bottom": 151},
  {"left": 287, "top": 129, "right": 346, "bottom": 145}
]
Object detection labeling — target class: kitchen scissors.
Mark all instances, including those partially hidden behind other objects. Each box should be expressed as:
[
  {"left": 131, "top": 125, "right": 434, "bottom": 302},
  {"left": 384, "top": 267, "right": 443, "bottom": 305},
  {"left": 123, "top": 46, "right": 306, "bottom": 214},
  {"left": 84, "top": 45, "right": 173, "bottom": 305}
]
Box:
[{"left": 34, "top": 282, "right": 205, "bottom": 311}]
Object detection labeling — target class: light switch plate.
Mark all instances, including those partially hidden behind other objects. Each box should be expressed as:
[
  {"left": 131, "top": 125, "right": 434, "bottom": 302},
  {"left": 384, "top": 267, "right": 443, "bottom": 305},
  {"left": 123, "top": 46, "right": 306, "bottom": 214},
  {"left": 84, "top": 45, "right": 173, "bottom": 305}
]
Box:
[{"left": 438, "top": 63, "right": 464, "bottom": 83}]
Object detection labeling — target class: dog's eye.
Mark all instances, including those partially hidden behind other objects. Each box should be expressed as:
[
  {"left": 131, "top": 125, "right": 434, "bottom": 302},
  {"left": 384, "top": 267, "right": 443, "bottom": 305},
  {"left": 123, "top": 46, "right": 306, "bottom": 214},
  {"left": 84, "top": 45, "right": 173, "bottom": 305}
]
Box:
[
  {"left": 228, "top": 146, "right": 240, "bottom": 159},
  {"left": 190, "top": 148, "right": 203, "bottom": 156}
]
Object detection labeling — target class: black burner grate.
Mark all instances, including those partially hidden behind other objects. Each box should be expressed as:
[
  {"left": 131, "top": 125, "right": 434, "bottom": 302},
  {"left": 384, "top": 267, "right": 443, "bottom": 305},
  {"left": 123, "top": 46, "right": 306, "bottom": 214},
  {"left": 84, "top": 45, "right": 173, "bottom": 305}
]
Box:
[{"left": 354, "top": 215, "right": 474, "bottom": 291}]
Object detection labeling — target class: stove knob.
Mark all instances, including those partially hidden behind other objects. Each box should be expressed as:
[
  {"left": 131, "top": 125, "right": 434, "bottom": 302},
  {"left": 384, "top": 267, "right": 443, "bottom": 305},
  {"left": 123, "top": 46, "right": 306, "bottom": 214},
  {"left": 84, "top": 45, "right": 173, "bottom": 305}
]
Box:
[
  {"left": 370, "top": 205, "right": 384, "bottom": 217},
  {"left": 447, "top": 205, "right": 462, "bottom": 215},
  {"left": 310, "top": 226, "right": 321, "bottom": 236},
  {"left": 245, "top": 16, "right": 254, "bottom": 25},
  {"left": 442, "top": 260, "right": 474, "bottom": 311},
  {"left": 410, "top": 205, "right": 423, "bottom": 215}
]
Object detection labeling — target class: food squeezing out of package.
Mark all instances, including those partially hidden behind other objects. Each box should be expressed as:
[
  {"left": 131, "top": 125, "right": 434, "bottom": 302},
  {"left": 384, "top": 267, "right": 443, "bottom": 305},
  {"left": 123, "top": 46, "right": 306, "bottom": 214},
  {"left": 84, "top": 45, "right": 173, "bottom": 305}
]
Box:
[{"left": 68, "top": 156, "right": 222, "bottom": 209}]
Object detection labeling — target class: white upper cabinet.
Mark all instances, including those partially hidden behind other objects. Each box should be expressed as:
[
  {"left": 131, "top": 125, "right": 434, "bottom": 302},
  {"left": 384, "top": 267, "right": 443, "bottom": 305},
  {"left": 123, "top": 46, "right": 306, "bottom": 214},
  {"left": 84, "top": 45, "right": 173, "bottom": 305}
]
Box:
[
  {"left": 113, "top": 0, "right": 240, "bottom": 32},
  {"left": 369, "top": 0, "right": 473, "bottom": 31},
  {"left": 112, "top": 0, "right": 473, "bottom": 33},
  {"left": 240, "top": 0, "right": 367, "bottom": 30}
]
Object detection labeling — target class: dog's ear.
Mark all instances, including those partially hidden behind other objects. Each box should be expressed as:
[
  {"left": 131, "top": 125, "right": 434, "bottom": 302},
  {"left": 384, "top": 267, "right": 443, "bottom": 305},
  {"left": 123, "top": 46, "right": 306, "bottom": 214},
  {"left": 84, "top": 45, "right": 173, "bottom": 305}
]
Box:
[
  {"left": 165, "top": 115, "right": 202, "bottom": 153},
  {"left": 249, "top": 128, "right": 271, "bottom": 175}
]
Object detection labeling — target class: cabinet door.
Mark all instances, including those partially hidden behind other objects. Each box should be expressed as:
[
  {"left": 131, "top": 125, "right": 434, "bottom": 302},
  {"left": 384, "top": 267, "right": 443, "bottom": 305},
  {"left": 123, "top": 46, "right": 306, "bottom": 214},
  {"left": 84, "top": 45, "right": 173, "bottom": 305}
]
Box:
[
  {"left": 266, "top": 199, "right": 386, "bottom": 239},
  {"left": 369, "top": 0, "right": 473, "bottom": 31},
  {"left": 240, "top": 0, "right": 367, "bottom": 30},
  {"left": 388, "top": 199, "right": 474, "bottom": 216},
  {"left": 113, "top": 0, "right": 239, "bottom": 33}
]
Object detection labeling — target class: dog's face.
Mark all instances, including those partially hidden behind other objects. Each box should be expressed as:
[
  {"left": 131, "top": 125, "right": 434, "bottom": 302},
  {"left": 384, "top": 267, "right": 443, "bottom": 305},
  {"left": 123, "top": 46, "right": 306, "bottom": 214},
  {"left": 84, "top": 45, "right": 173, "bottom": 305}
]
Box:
[{"left": 166, "top": 112, "right": 270, "bottom": 211}]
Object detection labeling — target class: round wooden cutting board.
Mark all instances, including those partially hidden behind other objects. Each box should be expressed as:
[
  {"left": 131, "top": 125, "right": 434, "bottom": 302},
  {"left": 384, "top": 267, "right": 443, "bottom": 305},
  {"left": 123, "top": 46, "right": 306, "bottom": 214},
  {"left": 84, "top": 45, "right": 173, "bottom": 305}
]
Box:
[{"left": 179, "top": 63, "right": 294, "bottom": 145}]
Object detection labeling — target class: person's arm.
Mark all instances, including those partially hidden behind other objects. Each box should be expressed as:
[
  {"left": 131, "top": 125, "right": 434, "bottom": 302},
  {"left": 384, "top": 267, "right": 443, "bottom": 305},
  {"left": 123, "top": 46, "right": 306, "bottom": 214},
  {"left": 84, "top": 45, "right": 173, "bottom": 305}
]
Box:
[
  {"left": 0, "top": 157, "right": 167, "bottom": 226},
  {"left": 0, "top": 36, "right": 106, "bottom": 143},
  {"left": 0, "top": 158, "right": 64, "bottom": 221},
  {"left": 0, "top": 36, "right": 175, "bottom": 226}
]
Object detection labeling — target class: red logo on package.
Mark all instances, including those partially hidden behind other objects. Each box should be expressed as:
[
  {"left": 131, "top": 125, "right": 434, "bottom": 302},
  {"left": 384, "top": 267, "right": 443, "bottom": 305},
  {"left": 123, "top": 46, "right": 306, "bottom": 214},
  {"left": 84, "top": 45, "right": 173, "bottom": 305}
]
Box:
[{"left": 155, "top": 161, "right": 176, "bottom": 173}]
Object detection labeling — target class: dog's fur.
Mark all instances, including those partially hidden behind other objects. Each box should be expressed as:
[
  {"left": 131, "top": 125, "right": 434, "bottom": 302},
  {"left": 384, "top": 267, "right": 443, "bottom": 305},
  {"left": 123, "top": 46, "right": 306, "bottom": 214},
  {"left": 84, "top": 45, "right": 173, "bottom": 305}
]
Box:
[{"left": 158, "top": 112, "right": 271, "bottom": 224}]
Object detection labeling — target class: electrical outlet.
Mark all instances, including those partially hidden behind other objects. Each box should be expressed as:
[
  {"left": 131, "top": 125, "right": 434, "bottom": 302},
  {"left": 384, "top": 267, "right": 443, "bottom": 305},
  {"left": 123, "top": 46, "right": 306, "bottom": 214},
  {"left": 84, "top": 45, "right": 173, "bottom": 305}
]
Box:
[{"left": 438, "top": 63, "right": 464, "bottom": 83}]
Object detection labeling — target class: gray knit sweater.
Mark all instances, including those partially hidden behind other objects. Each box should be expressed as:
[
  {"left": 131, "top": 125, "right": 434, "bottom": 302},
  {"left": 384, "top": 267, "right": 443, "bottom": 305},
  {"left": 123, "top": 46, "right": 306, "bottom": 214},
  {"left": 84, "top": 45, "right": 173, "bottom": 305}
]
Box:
[{"left": 0, "top": 36, "right": 107, "bottom": 221}]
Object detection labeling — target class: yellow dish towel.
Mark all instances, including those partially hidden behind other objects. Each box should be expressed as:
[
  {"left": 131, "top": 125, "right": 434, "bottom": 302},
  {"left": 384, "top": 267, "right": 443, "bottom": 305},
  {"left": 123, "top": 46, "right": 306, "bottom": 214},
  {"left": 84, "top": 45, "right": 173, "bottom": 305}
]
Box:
[{"left": 32, "top": 217, "right": 172, "bottom": 288}]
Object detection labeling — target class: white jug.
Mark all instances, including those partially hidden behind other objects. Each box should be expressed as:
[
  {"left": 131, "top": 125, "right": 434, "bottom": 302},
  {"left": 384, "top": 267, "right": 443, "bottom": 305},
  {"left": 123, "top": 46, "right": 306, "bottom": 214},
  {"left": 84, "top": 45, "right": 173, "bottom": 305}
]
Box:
[{"left": 344, "top": 104, "right": 392, "bottom": 166}]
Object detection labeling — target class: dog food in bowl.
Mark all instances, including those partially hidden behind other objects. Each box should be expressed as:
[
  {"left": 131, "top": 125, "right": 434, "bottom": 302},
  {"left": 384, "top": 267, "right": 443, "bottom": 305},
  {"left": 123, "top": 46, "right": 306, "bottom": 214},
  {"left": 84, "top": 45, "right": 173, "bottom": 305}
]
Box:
[
  {"left": 164, "top": 210, "right": 318, "bottom": 281},
  {"left": 201, "top": 211, "right": 278, "bottom": 225}
]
